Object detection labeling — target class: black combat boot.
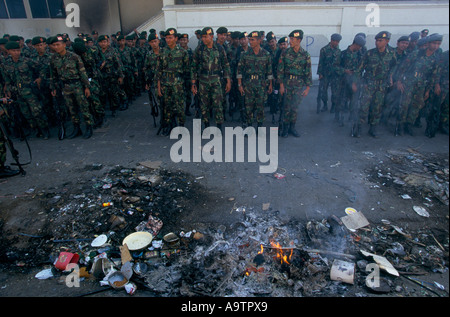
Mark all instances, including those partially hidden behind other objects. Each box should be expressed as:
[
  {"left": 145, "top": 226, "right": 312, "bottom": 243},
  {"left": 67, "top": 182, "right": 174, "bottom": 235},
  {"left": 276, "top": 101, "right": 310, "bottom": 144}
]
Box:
[
  {"left": 368, "top": 124, "right": 379, "bottom": 138},
  {"left": 330, "top": 102, "right": 335, "bottom": 114},
  {"left": 281, "top": 123, "right": 289, "bottom": 138},
  {"left": 351, "top": 123, "right": 361, "bottom": 138},
  {"left": 83, "top": 125, "right": 93, "bottom": 139},
  {"left": 42, "top": 127, "right": 51, "bottom": 140},
  {"left": 321, "top": 101, "right": 328, "bottom": 112},
  {"left": 404, "top": 123, "right": 414, "bottom": 136},
  {"left": 68, "top": 123, "right": 82, "bottom": 139},
  {"left": 0, "top": 165, "right": 21, "bottom": 179},
  {"left": 394, "top": 122, "right": 403, "bottom": 136},
  {"left": 289, "top": 123, "right": 300, "bottom": 138}
]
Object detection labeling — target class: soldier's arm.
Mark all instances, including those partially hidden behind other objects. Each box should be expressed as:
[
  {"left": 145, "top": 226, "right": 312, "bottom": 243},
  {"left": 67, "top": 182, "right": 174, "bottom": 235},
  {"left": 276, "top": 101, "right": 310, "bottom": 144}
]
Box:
[{"left": 75, "top": 55, "right": 90, "bottom": 89}]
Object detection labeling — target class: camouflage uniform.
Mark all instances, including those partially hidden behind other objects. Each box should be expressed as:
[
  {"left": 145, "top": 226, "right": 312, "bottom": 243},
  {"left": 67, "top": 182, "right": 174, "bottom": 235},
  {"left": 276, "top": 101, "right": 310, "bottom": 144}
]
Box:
[
  {"left": 2, "top": 55, "right": 49, "bottom": 134},
  {"left": 277, "top": 43, "right": 313, "bottom": 128},
  {"left": 50, "top": 49, "right": 93, "bottom": 132},
  {"left": 396, "top": 47, "right": 438, "bottom": 134},
  {"left": 337, "top": 44, "right": 364, "bottom": 127},
  {"left": 317, "top": 41, "right": 341, "bottom": 113},
  {"left": 355, "top": 40, "right": 396, "bottom": 136},
  {"left": 157, "top": 43, "right": 190, "bottom": 127},
  {"left": 191, "top": 39, "right": 231, "bottom": 127},
  {"left": 118, "top": 44, "right": 138, "bottom": 107},
  {"left": 74, "top": 43, "right": 106, "bottom": 126},
  {"left": 426, "top": 49, "right": 449, "bottom": 136},
  {"left": 99, "top": 46, "right": 124, "bottom": 115},
  {"left": 237, "top": 37, "right": 273, "bottom": 126}
]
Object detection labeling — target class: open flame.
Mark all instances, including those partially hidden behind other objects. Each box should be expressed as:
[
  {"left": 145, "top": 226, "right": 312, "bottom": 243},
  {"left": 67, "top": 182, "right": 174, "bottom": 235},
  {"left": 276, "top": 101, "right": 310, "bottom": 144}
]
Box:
[{"left": 270, "top": 241, "right": 293, "bottom": 265}]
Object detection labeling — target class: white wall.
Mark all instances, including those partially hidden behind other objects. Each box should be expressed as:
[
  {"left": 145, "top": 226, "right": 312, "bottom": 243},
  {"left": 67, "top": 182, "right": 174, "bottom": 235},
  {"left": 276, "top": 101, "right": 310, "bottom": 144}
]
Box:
[
  {"left": 138, "top": 1, "right": 446, "bottom": 80},
  {"left": 154, "top": 1, "right": 449, "bottom": 54}
]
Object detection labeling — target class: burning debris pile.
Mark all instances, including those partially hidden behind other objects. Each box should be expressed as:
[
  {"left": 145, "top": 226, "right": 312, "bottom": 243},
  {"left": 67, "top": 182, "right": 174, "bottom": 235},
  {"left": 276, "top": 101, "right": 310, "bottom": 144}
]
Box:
[{"left": 1, "top": 161, "right": 448, "bottom": 297}]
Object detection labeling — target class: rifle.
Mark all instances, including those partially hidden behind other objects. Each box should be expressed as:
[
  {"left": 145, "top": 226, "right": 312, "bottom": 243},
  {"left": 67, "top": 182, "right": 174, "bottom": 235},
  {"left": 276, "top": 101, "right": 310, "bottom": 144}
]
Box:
[
  {"left": 52, "top": 95, "right": 65, "bottom": 140},
  {"left": 148, "top": 87, "right": 159, "bottom": 128},
  {"left": 0, "top": 101, "right": 32, "bottom": 176}
]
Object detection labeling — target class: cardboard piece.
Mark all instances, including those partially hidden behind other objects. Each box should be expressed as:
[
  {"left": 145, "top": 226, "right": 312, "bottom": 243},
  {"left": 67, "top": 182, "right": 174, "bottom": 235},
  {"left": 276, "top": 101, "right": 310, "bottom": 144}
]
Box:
[
  {"left": 360, "top": 250, "right": 399, "bottom": 276},
  {"left": 139, "top": 161, "right": 162, "bottom": 170},
  {"left": 341, "top": 212, "right": 370, "bottom": 231},
  {"left": 120, "top": 244, "right": 133, "bottom": 265}
]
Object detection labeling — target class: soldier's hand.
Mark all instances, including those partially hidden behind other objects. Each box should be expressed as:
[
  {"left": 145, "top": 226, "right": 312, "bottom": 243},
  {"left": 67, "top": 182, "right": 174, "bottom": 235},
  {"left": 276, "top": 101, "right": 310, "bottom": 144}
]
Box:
[
  {"left": 396, "top": 81, "right": 404, "bottom": 93},
  {"left": 239, "top": 85, "right": 244, "bottom": 96},
  {"left": 85, "top": 88, "right": 91, "bottom": 98},
  {"left": 279, "top": 84, "right": 285, "bottom": 96},
  {"left": 424, "top": 90, "right": 430, "bottom": 101},
  {"left": 34, "top": 78, "right": 42, "bottom": 89},
  {"left": 225, "top": 80, "right": 231, "bottom": 94},
  {"left": 51, "top": 90, "right": 57, "bottom": 97},
  {"left": 352, "top": 83, "right": 357, "bottom": 93},
  {"left": 268, "top": 83, "right": 273, "bottom": 95},
  {"left": 145, "top": 84, "right": 150, "bottom": 91},
  {"left": 435, "top": 84, "right": 441, "bottom": 96},
  {"left": 191, "top": 84, "right": 197, "bottom": 95},
  {"left": 118, "top": 78, "right": 124, "bottom": 85},
  {"left": 302, "top": 86, "right": 310, "bottom": 97}
]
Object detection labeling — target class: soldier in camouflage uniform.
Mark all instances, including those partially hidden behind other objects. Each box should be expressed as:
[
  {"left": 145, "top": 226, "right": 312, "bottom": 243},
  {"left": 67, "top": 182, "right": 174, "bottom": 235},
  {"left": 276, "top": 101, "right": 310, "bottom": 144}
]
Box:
[
  {"left": 437, "top": 50, "right": 450, "bottom": 135},
  {"left": 117, "top": 35, "right": 138, "bottom": 110},
  {"left": 178, "top": 33, "right": 194, "bottom": 117},
  {"left": 237, "top": 31, "right": 273, "bottom": 129},
  {"left": 277, "top": 30, "right": 312, "bottom": 138},
  {"left": 227, "top": 31, "right": 242, "bottom": 121},
  {"left": 216, "top": 27, "right": 230, "bottom": 121},
  {"left": 49, "top": 36, "right": 94, "bottom": 139},
  {"left": 317, "top": 34, "right": 342, "bottom": 114},
  {"left": 0, "top": 98, "right": 20, "bottom": 178},
  {"left": 353, "top": 31, "right": 397, "bottom": 138},
  {"left": 191, "top": 27, "right": 231, "bottom": 131},
  {"left": 157, "top": 28, "right": 191, "bottom": 131},
  {"left": 424, "top": 35, "right": 447, "bottom": 137},
  {"left": 336, "top": 35, "right": 365, "bottom": 129},
  {"left": 31, "top": 36, "right": 56, "bottom": 127},
  {"left": 381, "top": 35, "right": 410, "bottom": 134},
  {"left": 2, "top": 41, "right": 50, "bottom": 139},
  {"left": 144, "top": 33, "right": 161, "bottom": 130},
  {"left": 98, "top": 35, "right": 125, "bottom": 117},
  {"left": 72, "top": 39, "right": 106, "bottom": 128},
  {"left": 395, "top": 35, "right": 439, "bottom": 136}
]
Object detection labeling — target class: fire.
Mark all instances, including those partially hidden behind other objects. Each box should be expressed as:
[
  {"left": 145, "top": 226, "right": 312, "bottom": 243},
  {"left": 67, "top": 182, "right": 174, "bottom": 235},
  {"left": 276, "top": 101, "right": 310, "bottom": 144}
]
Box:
[
  {"left": 270, "top": 241, "right": 293, "bottom": 265},
  {"left": 258, "top": 244, "right": 264, "bottom": 255}
]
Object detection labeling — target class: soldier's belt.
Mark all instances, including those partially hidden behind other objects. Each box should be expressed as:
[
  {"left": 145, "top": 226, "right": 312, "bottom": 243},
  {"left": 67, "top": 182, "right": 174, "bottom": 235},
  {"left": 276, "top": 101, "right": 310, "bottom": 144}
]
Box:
[
  {"left": 288, "top": 75, "right": 300, "bottom": 80},
  {"left": 246, "top": 75, "right": 264, "bottom": 80},
  {"left": 200, "top": 70, "right": 222, "bottom": 77},
  {"left": 62, "top": 79, "right": 81, "bottom": 85},
  {"left": 164, "top": 73, "right": 182, "bottom": 80}
]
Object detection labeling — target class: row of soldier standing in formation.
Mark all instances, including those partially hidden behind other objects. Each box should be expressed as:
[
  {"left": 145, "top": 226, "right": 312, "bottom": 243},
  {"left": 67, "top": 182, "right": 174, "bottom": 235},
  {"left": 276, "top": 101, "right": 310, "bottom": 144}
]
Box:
[
  {"left": 0, "top": 27, "right": 448, "bottom": 144},
  {"left": 317, "top": 29, "right": 448, "bottom": 139}
]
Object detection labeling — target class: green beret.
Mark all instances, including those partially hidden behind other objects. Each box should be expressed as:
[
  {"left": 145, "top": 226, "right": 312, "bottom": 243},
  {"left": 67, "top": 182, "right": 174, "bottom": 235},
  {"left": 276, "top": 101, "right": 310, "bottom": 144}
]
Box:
[
  {"left": 165, "top": 28, "right": 177, "bottom": 37},
  {"left": 5, "top": 41, "right": 20, "bottom": 50},
  {"left": 32, "top": 36, "right": 46, "bottom": 45},
  {"left": 149, "top": 29, "right": 156, "bottom": 34},
  {"left": 72, "top": 42, "right": 87, "bottom": 55},
  {"left": 266, "top": 32, "right": 276, "bottom": 41},
  {"left": 278, "top": 36, "right": 288, "bottom": 44},
  {"left": 331, "top": 33, "right": 342, "bottom": 42},
  {"left": 86, "top": 37, "right": 93, "bottom": 42},
  {"left": 117, "top": 35, "right": 124, "bottom": 41},
  {"left": 9, "top": 35, "right": 20, "bottom": 42},
  {"left": 397, "top": 36, "right": 410, "bottom": 43},
  {"left": 248, "top": 31, "right": 261, "bottom": 38},
  {"left": 428, "top": 33, "right": 443, "bottom": 42},
  {"left": 179, "top": 33, "right": 189, "bottom": 39},
  {"left": 375, "top": 31, "right": 391, "bottom": 40},
  {"left": 48, "top": 35, "right": 64, "bottom": 45},
  {"left": 289, "top": 30, "right": 304, "bottom": 39},
  {"left": 148, "top": 33, "right": 159, "bottom": 42},
  {"left": 201, "top": 27, "right": 214, "bottom": 36},
  {"left": 216, "top": 27, "right": 228, "bottom": 34},
  {"left": 238, "top": 32, "right": 248, "bottom": 39},
  {"left": 231, "top": 31, "right": 240, "bottom": 39},
  {"left": 98, "top": 35, "right": 110, "bottom": 42},
  {"left": 73, "top": 38, "right": 85, "bottom": 43},
  {"left": 92, "top": 31, "right": 98, "bottom": 35},
  {"left": 0, "top": 38, "right": 8, "bottom": 45},
  {"left": 125, "top": 35, "right": 135, "bottom": 41}
]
